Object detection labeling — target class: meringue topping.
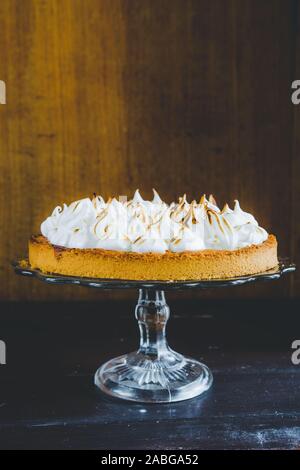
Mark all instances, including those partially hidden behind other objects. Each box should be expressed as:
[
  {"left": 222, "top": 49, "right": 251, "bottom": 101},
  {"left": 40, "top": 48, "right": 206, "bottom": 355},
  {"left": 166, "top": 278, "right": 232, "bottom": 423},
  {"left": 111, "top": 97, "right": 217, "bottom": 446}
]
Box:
[{"left": 41, "top": 190, "right": 268, "bottom": 252}]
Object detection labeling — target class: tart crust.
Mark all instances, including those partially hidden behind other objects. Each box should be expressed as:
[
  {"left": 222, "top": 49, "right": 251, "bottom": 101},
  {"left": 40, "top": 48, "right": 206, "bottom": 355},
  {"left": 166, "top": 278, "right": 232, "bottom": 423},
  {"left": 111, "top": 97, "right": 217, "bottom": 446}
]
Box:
[{"left": 28, "top": 234, "right": 278, "bottom": 280}]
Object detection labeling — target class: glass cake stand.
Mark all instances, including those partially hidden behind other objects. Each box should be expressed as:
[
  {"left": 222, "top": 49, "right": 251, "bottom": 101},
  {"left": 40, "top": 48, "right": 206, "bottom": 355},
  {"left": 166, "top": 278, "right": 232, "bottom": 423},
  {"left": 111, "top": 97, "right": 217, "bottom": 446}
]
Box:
[{"left": 13, "top": 259, "right": 295, "bottom": 403}]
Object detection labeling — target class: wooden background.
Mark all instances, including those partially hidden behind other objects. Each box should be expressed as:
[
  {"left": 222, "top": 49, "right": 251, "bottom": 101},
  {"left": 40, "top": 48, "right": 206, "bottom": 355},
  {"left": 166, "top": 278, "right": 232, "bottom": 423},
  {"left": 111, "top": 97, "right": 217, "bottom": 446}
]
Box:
[{"left": 0, "top": 0, "right": 299, "bottom": 301}]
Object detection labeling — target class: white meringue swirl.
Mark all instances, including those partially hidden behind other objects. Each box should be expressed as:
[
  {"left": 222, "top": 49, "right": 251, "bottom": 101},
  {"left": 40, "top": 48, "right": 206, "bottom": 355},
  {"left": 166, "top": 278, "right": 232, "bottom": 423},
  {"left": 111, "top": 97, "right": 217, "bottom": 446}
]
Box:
[{"left": 41, "top": 190, "right": 268, "bottom": 252}]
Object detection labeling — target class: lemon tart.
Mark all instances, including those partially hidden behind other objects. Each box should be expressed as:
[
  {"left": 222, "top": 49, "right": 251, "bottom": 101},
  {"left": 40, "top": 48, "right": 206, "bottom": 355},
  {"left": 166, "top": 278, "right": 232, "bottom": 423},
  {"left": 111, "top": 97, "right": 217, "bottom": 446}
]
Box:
[{"left": 29, "top": 190, "right": 278, "bottom": 280}]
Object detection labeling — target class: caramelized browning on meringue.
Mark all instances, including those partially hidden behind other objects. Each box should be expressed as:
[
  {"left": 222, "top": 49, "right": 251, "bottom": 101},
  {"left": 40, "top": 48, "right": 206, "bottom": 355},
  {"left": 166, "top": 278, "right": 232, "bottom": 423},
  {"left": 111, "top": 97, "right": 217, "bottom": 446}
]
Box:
[{"left": 40, "top": 190, "right": 269, "bottom": 253}]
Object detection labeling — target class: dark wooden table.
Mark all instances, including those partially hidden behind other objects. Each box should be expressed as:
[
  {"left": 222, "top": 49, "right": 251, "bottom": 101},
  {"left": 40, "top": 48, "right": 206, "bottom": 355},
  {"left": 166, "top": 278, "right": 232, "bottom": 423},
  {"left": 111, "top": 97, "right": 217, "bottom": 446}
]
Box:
[{"left": 0, "top": 298, "right": 300, "bottom": 450}]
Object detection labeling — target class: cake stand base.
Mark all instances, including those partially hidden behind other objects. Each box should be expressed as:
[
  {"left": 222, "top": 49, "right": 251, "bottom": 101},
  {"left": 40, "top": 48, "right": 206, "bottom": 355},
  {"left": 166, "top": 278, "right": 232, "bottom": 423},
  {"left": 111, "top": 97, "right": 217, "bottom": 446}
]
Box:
[
  {"left": 14, "top": 258, "right": 295, "bottom": 403},
  {"left": 95, "top": 354, "right": 212, "bottom": 403},
  {"left": 94, "top": 289, "right": 213, "bottom": 403}
]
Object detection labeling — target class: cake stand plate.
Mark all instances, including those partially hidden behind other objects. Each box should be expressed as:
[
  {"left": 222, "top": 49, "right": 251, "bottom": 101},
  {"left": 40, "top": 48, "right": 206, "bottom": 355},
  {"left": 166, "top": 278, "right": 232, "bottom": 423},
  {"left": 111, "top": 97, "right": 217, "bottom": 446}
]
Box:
[{"left": 13, "top": 259, "right": 295, "bottom": 403}]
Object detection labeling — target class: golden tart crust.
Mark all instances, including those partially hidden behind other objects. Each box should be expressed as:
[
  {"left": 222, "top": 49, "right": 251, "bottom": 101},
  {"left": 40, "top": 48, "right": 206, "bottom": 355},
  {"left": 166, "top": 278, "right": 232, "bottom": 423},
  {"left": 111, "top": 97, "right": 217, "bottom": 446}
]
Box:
[{"left": 29, "top": 234, "right": 278, "bottom": 281}]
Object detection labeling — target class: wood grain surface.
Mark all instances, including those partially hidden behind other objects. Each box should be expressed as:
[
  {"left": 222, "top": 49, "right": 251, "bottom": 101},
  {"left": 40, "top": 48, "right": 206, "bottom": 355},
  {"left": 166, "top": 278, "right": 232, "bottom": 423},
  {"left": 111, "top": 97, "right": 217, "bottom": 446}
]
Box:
[{"left": 0, "top": 0, "right": 298, "bottom": 300}]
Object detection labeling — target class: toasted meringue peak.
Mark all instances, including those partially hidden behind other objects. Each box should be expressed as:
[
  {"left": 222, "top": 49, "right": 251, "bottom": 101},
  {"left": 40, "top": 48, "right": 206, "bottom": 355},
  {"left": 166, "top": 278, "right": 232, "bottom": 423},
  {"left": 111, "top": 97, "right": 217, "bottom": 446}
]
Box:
[
  {"left": 208, "top": 194, "right": 217, "bottom": 205},
  {"left": 132, "top": 189, "right": 143, "bottom": 203},
  {"left": 221, "top": 203, "right": 230, "bottom": 214},
  {"left": 152, "top": 188, "right": 163, "bottom": 204},
  {"left": 40, "top": 191, "right": 268, "bottom": 252},
  {"left": 199, "top": 194, "right": 206, "bottom": 205},
  {"left": 233, "top": 199, "right": 240, "bottom": 211},
  {"left": 178, "top": 194, "right": 188, "bottom": 205}
]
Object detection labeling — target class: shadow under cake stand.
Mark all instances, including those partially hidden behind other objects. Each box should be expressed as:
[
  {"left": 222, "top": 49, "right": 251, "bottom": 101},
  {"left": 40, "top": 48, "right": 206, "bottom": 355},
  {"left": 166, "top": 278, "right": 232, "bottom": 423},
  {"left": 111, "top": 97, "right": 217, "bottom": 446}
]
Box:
[{"left": 14, "top": 259, "right": 295, "bottom": 403}]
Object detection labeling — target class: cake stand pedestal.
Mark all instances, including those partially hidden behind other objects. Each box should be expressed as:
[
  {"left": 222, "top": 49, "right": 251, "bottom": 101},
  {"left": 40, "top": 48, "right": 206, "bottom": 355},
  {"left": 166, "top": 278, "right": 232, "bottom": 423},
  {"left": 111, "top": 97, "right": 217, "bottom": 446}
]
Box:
[{"left": 14, "top": 259, "right": 295, "bottom": 403}]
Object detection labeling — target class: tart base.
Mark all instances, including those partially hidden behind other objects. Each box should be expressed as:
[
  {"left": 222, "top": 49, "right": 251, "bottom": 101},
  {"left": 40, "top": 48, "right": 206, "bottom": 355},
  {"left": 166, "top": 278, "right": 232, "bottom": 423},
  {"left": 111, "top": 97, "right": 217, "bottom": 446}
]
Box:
[{"left": 29, "top": 234, "right": 278, "bottom": 281}]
